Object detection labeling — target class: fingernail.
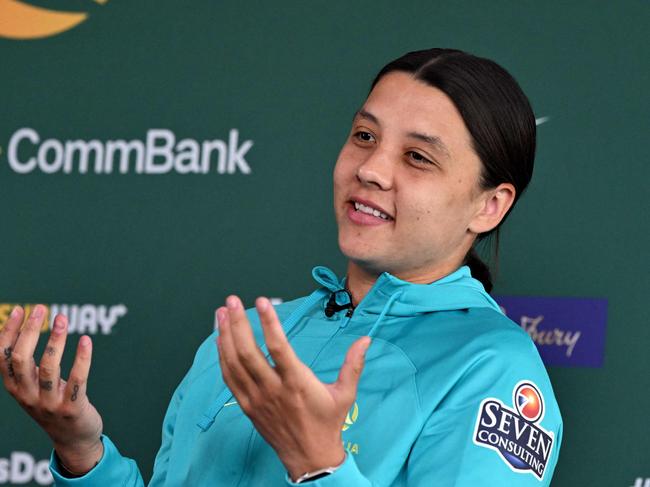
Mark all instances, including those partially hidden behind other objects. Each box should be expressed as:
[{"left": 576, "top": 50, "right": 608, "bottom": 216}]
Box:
[
  {"left": 256, "top": 297, "right": 269, "bottom": 312},
  {"left": 32, "top": 305, "right": 43, "bottom": 319},
  {"left": 226, "top": 296, "right": 239, "bottom": 310},
  {"left": 80, "top": 336, "right": 91, "bottom": 347},
  {"left": 216, "top": 308, "right": 226, "bottom": 325},
  {"left": 10, "top": 306, "right": 20, "bottom": 318},
  {"left": 53, "top": 316, "right": 66, "bottom": 334}
]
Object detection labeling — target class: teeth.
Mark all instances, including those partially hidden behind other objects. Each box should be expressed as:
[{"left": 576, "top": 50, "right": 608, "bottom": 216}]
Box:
[{"left": 353, "top": 201, "right": 389, "bottom": 220}]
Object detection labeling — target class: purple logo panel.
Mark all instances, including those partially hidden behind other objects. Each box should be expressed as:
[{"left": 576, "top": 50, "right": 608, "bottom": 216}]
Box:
[{"left": 495, "top": 296, "right": 607, "bottom": 367}]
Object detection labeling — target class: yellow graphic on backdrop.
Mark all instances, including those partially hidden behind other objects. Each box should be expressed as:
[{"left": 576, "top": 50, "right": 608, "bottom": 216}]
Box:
[
  {"left": 0, "top": 0, "right": 108, "bottom": 40},
  {"left": 0, "top": 304, "right": 49, "bottom": 333}
]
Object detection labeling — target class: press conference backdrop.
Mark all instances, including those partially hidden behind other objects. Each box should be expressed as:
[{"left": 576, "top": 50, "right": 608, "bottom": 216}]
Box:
[{"left": 0, "top": 1, "right": 648, "bottom": 485}]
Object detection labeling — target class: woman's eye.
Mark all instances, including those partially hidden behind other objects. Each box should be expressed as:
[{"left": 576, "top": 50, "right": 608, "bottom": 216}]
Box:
[
  {"left": 407, "top": 151, "right": 434, "bottom": 165},
  {"left": 353, "top": 131, "right": 375, "bottom": 143}
]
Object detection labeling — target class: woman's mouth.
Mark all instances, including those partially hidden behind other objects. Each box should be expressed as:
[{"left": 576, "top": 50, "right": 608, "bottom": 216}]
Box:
[{"left": 347, "top": 199, "right": 393, "bottom": 225}]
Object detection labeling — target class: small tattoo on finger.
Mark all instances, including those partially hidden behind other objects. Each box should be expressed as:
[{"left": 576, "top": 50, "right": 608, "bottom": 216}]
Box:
[
  {"left": 45, "top": 346, "right": 56, "bottom": 356},
  {"left": 7, "top": 362, "right": 15, "bottom": 378},
  {"left": 71, "top": 384, "right": 79, "bottom": 401},
  {"left": 40, "top": 380, "right": 53, "bottom": 391},
  {"left": 3, "top": 347, "right": 12, "bottom": 360}
]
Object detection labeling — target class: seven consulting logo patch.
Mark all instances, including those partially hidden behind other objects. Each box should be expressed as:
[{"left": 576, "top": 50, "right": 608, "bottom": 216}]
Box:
[{"left": 473, "top": 381, "right": 554, "bottom": 481}]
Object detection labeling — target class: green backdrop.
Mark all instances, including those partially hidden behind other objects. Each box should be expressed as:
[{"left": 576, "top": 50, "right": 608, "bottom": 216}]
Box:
[{"left": 1, "top": 1, "right": 648, "bottom": 485}]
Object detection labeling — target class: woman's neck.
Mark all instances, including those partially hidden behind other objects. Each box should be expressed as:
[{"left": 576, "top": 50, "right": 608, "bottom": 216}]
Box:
[
  {"left": 345, "top": 263, "right": 379, "bottom": 307},
  {"left": 345, "top": 258, "right": 465, "bottom": 306}
]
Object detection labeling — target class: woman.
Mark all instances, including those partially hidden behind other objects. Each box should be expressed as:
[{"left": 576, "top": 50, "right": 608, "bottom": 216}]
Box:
[{"left": 0, "top": 48, "right": 562, "bottom": 485}]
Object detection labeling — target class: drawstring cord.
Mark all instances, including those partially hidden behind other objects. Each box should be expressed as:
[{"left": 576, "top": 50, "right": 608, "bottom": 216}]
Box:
[
  {"left": 367, "top": 290, "right": 403, "bottom": 338},
  {"left": 197, "top": 287, "right": 329, "bottom": 431}
]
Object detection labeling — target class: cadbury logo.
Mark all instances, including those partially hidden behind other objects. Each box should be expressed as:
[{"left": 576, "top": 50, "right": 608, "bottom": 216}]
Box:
[
  {"left": 520, "top": 315, "right": 581, "bottom": 358},
  {"left": 497, "top": 296, "right": 607, "bottom": 368}
]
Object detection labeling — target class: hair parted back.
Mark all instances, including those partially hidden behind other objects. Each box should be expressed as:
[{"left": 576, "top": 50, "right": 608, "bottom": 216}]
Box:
[{"left": 370, "top": 48, "right": 536, "bottom": 292}]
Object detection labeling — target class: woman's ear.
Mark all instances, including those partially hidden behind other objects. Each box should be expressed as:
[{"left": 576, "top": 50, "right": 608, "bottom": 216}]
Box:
[{"left": 468, "top": 183, "right": 516, "bottom": 234}]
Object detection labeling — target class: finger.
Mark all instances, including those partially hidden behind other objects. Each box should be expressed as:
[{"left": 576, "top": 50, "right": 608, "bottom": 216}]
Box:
[
  {"left": 334, "top": 337, "right": 371, "bottom": 401},
  {"left": 64, "top": 336, "right": 93, "bottom": 405},
  {"left": 216, "top": 306, "right": 257, "bottom": 403},
  {"left": 256, "top": 297, "right": 300, "bottom": 376},
  {"left": 0, "top": 305, "right": 25, "bottom": 349},
  {"left": 227, "top": 296, "right": 279, "bottom": 387},
  {"left": 0, "top": 306, "right": 25, "bottom": 384},
  {"left": 11, "top": 305, "right": 47, "bottom": 395},
  {"left": 38, "top": 314, "right": 68, "bottom": 401}
]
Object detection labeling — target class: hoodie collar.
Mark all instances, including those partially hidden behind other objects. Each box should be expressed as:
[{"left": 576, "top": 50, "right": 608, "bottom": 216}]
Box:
[{"left": 312, "top": 265, "right": 502, "bottom": 317}]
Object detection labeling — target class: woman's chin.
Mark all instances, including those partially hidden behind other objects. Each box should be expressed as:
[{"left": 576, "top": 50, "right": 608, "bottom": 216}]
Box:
[{"left": 343, "top": 254, "right": 393, "bottom": 277}]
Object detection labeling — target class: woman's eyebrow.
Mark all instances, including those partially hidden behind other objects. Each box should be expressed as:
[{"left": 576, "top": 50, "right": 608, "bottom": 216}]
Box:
[
  {"left": 353, "top": 108, "right": 380, "bottom": 125},
  {"left": 406, "top": 132, "right": 451, "bottom": 159}
]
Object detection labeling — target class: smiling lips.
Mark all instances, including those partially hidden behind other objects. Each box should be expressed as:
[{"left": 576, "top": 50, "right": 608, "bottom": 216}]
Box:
[{"left": 347, "top": 199, "right": 393, "bottom": 225}]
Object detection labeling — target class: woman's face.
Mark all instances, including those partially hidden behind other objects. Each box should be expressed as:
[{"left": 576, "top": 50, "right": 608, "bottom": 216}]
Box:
[{"left": 333, "top": 71, "right": 492, "bottom": 281}]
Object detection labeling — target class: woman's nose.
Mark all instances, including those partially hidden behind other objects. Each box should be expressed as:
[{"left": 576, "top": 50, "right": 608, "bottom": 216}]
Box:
[{"left": 356, "top": 150, "right": 393, "bottom": 190}]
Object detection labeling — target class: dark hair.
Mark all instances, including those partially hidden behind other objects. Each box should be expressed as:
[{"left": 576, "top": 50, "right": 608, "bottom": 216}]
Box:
[{"left": 371, "top": 48, "right": 536, "bottom": 292}]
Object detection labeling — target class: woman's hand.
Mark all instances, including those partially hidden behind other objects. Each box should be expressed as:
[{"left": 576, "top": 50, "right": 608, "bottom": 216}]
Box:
[
  {"left": 216, "top": 296, "right": 370, "bottom": 481},
  {"left": 0, "top": 305, "right": 104, "bottom": 474}
]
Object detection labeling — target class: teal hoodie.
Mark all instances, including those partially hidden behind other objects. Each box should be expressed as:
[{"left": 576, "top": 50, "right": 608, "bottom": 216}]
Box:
[{"left": 49, "top": 265, "right": 562, "bottom": 486}]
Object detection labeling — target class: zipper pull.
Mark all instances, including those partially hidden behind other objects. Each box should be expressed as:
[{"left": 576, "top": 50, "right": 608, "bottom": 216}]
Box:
[{"left": 339, "top": 308, "right": 354, "bottom": 329}]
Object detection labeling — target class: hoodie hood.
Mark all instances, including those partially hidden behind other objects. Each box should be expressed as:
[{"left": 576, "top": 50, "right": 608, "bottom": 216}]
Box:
[{"left": 312, "top": 265, "right": 502, "bottom": 317}]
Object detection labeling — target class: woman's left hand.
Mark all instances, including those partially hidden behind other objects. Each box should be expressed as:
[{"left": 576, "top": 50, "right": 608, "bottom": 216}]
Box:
[{"left": 216, "top": 295, "right": 370, "bottom": 481}]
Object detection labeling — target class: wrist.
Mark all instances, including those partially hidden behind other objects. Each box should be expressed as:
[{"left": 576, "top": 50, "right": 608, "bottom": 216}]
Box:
[
  {"left": 286, "top": 446, "right": 346, "bottom": 482},
  {"left": 54, "top": 437, "right": 104, "bottom": 475},
  {"left": 291, "top": 453, "right": 347, "bottom": 483}
]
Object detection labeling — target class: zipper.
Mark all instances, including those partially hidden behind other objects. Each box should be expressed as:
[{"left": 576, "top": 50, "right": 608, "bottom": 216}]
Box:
[
  {"left": 339, "top": 304, "right": 354, "bottom": 328},
  {"left": 306, "top": 307, "right": 352, "bottom": 368}
]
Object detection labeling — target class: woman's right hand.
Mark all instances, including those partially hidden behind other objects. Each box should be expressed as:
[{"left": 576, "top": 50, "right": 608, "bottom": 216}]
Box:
[{"left": 0, "top": 304, "right": 104, "bottom": 475}]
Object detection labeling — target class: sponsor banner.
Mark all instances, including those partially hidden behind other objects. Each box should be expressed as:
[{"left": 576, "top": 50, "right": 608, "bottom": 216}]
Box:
[
  {"left": 0, "top": 451, "right": 53, "bottom": 485},
  {"left": 4, "top": 128, "right": 253, "bottom": 176},
  {"left": 0, "top": 303, "right": 127, "bottom": 335},
  {"left": 496, "top": 296, "right": 607, "bottom": 367}
]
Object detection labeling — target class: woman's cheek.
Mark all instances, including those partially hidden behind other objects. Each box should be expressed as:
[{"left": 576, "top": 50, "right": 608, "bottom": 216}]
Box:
[{"left": 333, "top": 147, "right": 356, "bottom": 183}]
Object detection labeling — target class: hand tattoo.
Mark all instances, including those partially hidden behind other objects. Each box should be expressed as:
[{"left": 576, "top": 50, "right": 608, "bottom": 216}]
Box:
[
  {"left": 45, "top": 346, "right": 56, "bottom": 356},
  {"left": 71, "top": 384, "right": 79, "bottom": 401},
  {"left": 40, "top": 380, "right": 53, "bottom": 391},
  {"left": 4, "top": 348, "right": 15, "bottom": 377}
]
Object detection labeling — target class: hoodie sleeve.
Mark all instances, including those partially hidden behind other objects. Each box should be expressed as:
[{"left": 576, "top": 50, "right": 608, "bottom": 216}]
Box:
[
  {"left": 48, "top": 371, "right": 189, "bottom": 487},
  {"left": 48, "top": 341, "right": 198, "bottom": 487},
  {"left": 284, "top": 453, "right": 373, "bottom": 487},
  {"left": 49, "top": 435, "right": 144, "bottom": 486},
  {"left": 405, "top": 333, "right": 563, "bottom": 486}
]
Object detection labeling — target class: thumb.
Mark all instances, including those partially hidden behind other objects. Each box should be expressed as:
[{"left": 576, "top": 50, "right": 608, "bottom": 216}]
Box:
[{"left": 335, "top": 336, "right": 371, "bottom": 400}]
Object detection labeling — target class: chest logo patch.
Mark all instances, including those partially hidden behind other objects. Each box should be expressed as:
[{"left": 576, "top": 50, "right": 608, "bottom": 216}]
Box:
[
  {"left": 473, "top": 381, "right": 554, "bottom": 481},
  {"left": 342, "top": 402, "right": 359, "bottom": 431}
]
